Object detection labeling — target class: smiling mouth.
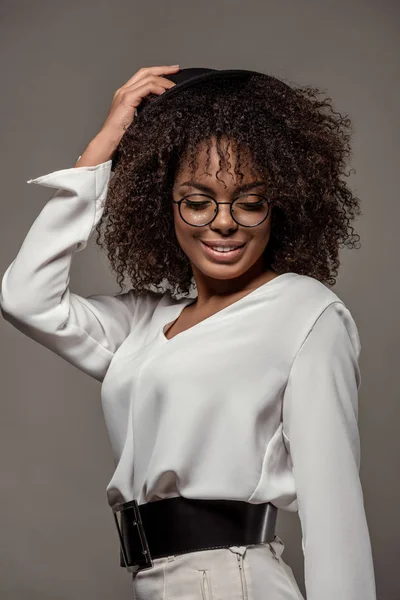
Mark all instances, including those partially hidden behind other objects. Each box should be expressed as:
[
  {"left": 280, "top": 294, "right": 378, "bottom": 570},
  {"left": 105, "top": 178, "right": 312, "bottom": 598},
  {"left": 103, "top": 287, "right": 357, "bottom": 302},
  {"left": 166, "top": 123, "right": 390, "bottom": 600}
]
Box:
[
  {"left": 199, "top": 240, "right": 248, "bottom": 259},
  {"left": 201, "top": 241, "right": 247, "bottom": 251}
]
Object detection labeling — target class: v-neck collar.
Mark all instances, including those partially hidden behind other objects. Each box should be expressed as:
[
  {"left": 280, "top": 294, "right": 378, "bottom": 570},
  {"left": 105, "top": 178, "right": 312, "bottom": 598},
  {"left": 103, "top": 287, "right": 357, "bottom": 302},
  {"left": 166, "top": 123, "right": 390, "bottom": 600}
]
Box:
[{"left": 159, "top": 272, "right": 297, "bottom": 344}]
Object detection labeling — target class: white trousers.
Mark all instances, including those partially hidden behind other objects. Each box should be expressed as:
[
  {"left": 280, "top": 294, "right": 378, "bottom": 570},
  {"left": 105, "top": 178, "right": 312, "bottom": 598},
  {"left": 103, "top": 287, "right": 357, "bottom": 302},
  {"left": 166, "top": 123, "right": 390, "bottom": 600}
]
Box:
[{"left": 131, "top": 534, "right": 305, "bottom": 600}]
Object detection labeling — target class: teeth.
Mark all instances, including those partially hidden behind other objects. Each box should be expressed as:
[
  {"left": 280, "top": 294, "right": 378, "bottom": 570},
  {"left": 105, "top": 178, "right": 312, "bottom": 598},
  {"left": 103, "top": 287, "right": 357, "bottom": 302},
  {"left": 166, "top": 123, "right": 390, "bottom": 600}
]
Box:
[{"left": 210, "top": 246, "right": 240, "bottom": 252}]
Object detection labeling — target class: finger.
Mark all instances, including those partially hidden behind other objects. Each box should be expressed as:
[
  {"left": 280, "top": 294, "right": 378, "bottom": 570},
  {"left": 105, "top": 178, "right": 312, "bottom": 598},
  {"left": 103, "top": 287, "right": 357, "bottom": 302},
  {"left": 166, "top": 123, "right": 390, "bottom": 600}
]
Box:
[
  {"left": 115, "top": 74, "right": 177, "bottom": 99},
  {"left": 120, "top": 65, "right": 179, "bottom": 90},
  {"left": 121, "top": 81, "right": 172, "bottom": 107}
]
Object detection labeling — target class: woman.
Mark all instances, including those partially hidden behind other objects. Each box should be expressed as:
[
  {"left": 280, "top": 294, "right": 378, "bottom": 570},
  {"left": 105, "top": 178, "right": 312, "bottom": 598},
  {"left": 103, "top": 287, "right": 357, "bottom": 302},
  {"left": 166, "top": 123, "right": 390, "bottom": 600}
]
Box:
[{"left": 0, "top": 65, "right": 376, "bottom": 599}]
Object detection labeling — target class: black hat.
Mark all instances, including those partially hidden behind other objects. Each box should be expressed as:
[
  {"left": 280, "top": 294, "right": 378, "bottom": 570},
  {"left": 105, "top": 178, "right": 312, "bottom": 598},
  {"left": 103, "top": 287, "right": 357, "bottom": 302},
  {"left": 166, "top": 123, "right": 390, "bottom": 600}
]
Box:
[{"left": 136, "top": 67, "right": 275, "bottom": 118}]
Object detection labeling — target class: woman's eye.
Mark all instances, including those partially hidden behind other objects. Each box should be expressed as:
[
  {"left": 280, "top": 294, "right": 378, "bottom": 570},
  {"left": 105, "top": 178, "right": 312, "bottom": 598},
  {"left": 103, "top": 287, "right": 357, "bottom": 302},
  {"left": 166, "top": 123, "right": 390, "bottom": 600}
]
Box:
[
  {"left": 185, "top": 202, "right": 210, "bottom": 210},
  {"left": 237, "top": 202, "right": 264, "bottom": 210}
]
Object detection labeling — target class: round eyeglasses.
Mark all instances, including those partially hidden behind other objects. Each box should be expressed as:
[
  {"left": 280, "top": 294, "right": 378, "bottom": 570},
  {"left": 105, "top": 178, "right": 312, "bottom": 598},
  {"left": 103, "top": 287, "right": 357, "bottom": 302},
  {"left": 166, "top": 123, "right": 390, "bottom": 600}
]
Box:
[{"left": 172, "top": 193, "right": 271, "bottom": 227}]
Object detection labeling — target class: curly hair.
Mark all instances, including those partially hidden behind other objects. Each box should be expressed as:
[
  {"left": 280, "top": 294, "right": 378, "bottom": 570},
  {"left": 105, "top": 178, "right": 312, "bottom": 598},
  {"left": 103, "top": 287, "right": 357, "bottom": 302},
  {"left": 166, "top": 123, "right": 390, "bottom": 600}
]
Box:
[{"left": 94, "top": 72, "right": 361, "bottom": 299}]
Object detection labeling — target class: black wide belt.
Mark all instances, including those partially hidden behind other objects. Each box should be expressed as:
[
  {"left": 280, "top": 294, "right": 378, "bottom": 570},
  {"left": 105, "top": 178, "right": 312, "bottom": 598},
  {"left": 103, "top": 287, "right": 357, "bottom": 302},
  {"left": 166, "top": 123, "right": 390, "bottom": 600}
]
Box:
[{"left": 112, "top": 496, "right": 278, "bottom": 573}]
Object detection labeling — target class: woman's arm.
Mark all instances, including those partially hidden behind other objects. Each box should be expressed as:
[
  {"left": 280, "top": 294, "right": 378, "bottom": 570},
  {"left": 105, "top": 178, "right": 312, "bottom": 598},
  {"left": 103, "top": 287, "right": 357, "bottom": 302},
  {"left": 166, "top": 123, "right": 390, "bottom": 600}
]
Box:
[
  {"left": 0, "top": 159, "right": 137, "bottom": 383},
  {"left": 282, "top": 301, "right": 377, "bottom": 599},
  {"left": 1, "top": 66, "right": 181, "bottom": 382}
]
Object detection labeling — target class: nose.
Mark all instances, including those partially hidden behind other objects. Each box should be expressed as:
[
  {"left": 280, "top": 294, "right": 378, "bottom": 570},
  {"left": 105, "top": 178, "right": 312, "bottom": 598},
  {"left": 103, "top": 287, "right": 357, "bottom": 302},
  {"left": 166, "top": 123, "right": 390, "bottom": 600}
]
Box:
[{"left": 209, "top": 202, "right": 238, "bottom": 232}]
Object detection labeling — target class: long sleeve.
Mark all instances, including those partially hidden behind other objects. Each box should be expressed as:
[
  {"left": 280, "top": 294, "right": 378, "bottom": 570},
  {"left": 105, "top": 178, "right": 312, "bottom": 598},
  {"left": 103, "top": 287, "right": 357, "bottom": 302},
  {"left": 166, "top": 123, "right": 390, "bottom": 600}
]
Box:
[
  {"left": 0, "top": 159, "right": 137, "bottom": 383},
  {"left": 282, "top": 301, "right": 376, "bottom": 599}
]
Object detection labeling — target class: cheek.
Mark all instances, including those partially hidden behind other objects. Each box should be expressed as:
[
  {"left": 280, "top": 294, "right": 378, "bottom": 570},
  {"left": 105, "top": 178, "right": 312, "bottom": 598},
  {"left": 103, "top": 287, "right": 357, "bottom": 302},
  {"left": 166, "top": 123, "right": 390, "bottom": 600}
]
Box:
[
  {"left": 248, "top": 224, "right": 272, "bottom": 252},
  {"left": 173, "top": 210, "right": 196, "bottom": 249}
]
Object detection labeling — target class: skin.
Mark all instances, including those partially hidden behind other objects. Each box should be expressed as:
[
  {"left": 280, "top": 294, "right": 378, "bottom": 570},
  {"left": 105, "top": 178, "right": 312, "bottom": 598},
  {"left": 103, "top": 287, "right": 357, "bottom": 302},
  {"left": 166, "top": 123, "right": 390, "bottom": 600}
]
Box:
[{"left": 171, "top": 136, "right": 280, "bottom": 315}]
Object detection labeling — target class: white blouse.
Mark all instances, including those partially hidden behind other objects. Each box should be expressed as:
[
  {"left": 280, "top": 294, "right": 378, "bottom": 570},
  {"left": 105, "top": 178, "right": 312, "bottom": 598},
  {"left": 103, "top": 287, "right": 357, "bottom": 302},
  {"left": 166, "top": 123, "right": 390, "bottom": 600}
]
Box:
[{"left": 0, "top": 159, "right": 376, "bottom": 599}]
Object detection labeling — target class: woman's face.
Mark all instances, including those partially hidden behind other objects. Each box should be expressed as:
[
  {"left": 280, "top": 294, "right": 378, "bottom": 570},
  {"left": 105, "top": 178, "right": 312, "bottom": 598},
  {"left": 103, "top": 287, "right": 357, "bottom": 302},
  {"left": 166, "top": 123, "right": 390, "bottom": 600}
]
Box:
[{"left": 171, "top": 137, "right": 274, "bottom": 293}]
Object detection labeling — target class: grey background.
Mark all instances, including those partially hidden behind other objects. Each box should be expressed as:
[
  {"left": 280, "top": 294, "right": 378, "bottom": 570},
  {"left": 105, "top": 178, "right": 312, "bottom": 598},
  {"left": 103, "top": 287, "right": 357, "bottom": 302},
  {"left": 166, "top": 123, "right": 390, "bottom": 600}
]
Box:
[{"left": 0, "top": 0, "right": 398, "bottom": 598}]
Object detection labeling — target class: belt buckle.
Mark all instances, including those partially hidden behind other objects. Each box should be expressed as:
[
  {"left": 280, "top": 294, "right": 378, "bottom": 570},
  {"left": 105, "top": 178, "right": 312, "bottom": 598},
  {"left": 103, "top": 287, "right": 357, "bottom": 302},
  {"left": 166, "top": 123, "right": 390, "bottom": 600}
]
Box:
[{"left": 112, "top": 499, "right": 154, "bottom": 573}]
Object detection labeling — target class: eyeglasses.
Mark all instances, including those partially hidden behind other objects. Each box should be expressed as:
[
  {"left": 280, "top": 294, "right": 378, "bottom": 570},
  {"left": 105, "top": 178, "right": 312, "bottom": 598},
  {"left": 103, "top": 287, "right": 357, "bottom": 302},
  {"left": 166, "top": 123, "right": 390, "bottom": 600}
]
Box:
[{"left": 172, "top": 193, "right": 271, "bottom": 227}]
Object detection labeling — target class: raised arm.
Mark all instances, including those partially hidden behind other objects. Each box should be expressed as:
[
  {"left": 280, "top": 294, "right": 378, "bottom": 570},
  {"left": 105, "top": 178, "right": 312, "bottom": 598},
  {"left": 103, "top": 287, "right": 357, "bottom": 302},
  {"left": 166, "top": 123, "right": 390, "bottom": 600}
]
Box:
[
  {"left": 0, "top": 160, "right": 138, "bottom": 382},
  {"left": 0, "top": 65, "right": 181, "bottom": 382},
  {"left": 282, "top": 301, "right": 377, "bottom": 599}
]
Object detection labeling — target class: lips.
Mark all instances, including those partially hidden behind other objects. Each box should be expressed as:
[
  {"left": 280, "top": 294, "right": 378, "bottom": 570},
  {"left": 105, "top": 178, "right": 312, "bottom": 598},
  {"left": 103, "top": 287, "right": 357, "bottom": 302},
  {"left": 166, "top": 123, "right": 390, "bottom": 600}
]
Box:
[
  {"left": 200, "top": 240, "right": 247, "bottom": 262},
  {"left": 202, "top": 241, "right": 246, "bottom": 249}
]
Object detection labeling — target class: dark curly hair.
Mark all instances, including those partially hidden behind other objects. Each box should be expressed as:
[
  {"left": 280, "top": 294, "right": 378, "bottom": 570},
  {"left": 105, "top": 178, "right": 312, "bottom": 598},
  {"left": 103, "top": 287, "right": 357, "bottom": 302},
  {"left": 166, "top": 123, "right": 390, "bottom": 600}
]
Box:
[{"left": 94, "top": 72, "right": 361, "bottom": 299}]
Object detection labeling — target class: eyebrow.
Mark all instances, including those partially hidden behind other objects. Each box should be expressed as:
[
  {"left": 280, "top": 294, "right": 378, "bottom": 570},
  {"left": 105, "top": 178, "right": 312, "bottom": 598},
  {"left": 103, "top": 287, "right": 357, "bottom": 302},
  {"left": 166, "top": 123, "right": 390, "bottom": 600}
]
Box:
[{"left": 178, "top": 179, "right": 267, "bottom": 194}]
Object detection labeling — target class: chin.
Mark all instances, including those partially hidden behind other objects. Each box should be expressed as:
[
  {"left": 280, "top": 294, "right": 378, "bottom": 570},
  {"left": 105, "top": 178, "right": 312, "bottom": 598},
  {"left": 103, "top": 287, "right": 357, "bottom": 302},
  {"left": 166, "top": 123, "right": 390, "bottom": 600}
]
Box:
[{"left": 196, "top": 260, "right": 250, "bottom": 279}]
